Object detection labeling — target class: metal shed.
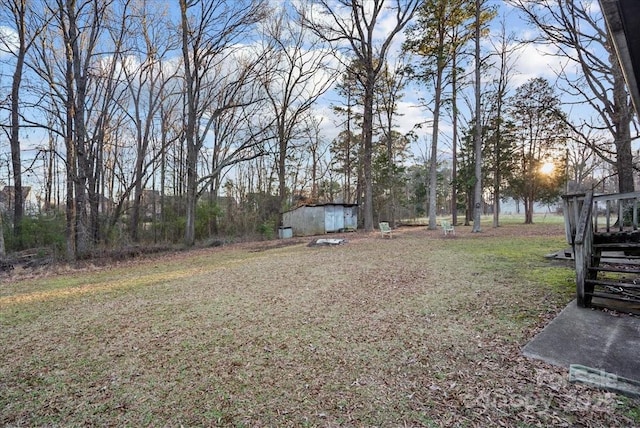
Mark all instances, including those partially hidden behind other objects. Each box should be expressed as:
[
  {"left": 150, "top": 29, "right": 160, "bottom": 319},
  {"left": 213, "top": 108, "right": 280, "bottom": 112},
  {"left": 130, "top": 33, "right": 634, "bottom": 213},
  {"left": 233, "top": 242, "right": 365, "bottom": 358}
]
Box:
[{"left": 282, "top": 203, "right": 358, "bottom": 236}]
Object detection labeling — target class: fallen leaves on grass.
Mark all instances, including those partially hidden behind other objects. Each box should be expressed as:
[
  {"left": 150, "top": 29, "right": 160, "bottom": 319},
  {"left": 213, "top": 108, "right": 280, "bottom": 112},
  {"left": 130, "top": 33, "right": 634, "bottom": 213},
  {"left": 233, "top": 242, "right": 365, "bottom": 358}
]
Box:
[{"left": 1, "top": 224, "right": 638, "bottom": 427}]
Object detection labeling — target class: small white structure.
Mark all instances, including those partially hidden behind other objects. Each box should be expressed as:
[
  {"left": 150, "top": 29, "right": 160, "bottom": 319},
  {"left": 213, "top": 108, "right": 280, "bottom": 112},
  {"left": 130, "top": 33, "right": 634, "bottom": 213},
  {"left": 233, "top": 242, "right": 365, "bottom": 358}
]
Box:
[{"left": 282, "top": 203, "right": 358, "bottom": 237}]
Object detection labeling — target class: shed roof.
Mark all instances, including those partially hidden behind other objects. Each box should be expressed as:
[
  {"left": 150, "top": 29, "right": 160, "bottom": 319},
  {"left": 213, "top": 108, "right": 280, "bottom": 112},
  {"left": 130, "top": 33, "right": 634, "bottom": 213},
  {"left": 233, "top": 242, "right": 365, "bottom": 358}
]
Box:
[
  {"left": 283, "top": 202, "right": 358, "bottom": 214},
  {"left": 600, "top": 0, "right": 640, "bottom": 115}
]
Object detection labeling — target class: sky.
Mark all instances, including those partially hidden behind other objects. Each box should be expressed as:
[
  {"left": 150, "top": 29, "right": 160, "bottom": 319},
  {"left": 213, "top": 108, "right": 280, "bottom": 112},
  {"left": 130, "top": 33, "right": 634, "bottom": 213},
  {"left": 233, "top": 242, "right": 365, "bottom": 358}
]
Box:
[
  {"left": 0, "top": 0, "right": 631, "bottom": 201},
  {"left": 310, "top": 0, "right": 593, "bottom": 163}
]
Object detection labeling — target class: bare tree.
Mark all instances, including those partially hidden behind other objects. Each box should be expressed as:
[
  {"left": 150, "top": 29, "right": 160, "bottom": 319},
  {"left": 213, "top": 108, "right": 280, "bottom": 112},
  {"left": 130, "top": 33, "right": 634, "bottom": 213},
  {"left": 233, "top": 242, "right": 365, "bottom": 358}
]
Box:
[
  {"left": 565, "top": 129, "right": 601, "bottom": 192},
  {"left": 509, "top": 0, "right": 636, "bottom": 194},
  {"left": 1, "top": 0, "right": 49, "bottom": 248},
  {"left": 25, "top": 0, "right": 114, "bottom": 257},
  {"left": 179, "top": 0, "right": 269, "bottom": 246},
  {"left": 196, "top": 70, "right": 274, "bottom": 203},
  {"left": 261, "top": 4, "right": 337, "bottom": 222},
  {"left": 304, "top": 115, "right": 330, "bottom": 202},
  {"left": 486, "top": 16, "right": 520, "bottom": 227},
  {"left": 117, "top": 0, "right": 179, "bottom": 242},
  {"left": 300, "top": 0, "right": 420, "bottom": 231},
  {"left": 84, "top": 0, "right": 135, "bottom": 245},
  {"left": 25, "top": 0, "right": 139, "bottom": 256}
]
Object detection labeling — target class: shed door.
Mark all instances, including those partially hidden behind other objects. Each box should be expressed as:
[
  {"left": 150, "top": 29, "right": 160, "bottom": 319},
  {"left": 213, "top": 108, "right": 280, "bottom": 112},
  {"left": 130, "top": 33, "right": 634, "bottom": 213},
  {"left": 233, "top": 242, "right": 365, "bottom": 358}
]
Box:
[
  {"left": 344, "top": 206, "right": 356, "bottom": 229},
  {"left": 325, "top": 206, "right": 344, "bottom": 232}
]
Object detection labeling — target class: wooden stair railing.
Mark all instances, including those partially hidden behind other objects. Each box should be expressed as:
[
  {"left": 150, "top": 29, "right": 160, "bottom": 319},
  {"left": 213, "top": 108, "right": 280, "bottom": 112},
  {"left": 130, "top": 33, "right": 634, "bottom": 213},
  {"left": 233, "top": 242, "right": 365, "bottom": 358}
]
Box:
[
  {"left": 567, "top": 191, "right": 640, "bottom": 310},
  {"left": 574, "top": 191, "right": 594, "bottom": 307}
]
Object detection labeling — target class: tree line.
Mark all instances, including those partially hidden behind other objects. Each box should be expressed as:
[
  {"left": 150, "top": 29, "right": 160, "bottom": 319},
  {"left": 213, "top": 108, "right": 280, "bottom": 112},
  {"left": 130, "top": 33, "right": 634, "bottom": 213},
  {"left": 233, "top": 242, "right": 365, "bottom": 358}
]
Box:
[{"left": 0, "top": 0, "right": 636, "bottom": 259}]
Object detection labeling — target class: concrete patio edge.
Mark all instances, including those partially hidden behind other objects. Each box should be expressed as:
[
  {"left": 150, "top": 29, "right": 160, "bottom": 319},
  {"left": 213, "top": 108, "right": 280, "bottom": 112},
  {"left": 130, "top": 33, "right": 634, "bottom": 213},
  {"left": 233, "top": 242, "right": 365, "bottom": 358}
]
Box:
[{"left": 522, "top": 300, "right": 640, "bottom": 383}]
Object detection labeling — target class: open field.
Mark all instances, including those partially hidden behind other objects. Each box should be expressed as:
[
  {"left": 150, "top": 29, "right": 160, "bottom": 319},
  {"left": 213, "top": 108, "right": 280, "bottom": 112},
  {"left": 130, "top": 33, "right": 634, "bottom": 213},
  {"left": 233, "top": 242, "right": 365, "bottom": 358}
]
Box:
[{"left": 1, "top": 218, "right": 639, "bottom": 426}]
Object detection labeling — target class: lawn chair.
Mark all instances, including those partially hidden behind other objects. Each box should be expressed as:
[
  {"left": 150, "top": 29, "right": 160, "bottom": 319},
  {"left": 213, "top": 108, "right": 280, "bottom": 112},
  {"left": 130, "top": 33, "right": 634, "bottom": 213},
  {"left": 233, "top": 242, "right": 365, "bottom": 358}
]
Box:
[
  {"left": 379, "top": 222, "right": 392, "bottom": 238},
  {"left": 441, "top": 220, "right": 455, "bottom": 236}
]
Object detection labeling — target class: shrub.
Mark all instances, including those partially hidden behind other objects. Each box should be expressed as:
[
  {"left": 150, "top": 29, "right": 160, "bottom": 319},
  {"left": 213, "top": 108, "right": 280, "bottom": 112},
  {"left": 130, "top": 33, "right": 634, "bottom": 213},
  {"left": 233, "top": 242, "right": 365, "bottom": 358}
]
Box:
[
  {"left": 4, "top": 214, "right": 66, "bottom": 254},
  {"left": 257, "top": 219, "right": 276, "bottom": 240},
  {"left": 195, "top": 202, "right": 222, "bottom": 240}
]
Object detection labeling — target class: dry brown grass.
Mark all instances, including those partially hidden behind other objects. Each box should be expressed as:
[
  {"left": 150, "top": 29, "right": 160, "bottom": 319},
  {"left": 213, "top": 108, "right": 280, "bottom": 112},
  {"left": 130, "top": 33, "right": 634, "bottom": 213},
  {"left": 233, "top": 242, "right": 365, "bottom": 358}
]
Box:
[{"left": 1, "top": 221, "right": 638, "bottom": 427}]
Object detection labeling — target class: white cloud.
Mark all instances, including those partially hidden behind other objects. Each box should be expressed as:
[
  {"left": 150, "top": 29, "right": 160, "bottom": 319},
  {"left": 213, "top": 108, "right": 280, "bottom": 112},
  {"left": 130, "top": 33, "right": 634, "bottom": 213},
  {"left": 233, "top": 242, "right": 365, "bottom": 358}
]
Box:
[
  {"left": 395, "top": 99, "right": 428, "bottom": 135},
  {"left": 0, "top": 26, "right": 18, "bottom": 57},
  {"left": 510, "top": 42, "right": 576, "bottom": 87},
  {"left": 584, "top": 0, "right": 601, "bottom": 15}
]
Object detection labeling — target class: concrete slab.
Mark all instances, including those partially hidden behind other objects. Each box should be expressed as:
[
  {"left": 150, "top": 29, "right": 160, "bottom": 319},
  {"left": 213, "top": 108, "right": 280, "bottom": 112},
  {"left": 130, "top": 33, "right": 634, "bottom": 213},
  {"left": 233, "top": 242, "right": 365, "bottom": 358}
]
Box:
[{"left": 523, "top": 300, "right": 640, "bottom": 382}]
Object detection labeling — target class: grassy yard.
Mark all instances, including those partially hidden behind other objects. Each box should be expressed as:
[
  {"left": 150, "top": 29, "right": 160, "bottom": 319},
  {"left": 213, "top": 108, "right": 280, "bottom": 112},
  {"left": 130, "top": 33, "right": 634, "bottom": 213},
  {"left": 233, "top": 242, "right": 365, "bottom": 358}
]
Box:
[{"left": 1, "top": 219, "right": 638, "bottom": 426}]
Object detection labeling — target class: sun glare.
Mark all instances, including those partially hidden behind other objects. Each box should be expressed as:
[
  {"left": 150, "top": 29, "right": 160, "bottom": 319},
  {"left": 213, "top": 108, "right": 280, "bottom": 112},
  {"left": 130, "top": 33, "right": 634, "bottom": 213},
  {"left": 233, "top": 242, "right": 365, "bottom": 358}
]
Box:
[{"left": 540, "top": 162, "right": 555, "bottom": 175}]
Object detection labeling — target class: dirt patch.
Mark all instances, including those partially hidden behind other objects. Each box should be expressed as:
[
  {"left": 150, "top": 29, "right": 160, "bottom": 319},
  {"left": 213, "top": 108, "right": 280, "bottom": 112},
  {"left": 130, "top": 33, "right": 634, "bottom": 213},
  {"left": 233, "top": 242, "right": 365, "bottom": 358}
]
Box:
[{"left": 247, "top": 238, "right": 307, "bottom": 252}]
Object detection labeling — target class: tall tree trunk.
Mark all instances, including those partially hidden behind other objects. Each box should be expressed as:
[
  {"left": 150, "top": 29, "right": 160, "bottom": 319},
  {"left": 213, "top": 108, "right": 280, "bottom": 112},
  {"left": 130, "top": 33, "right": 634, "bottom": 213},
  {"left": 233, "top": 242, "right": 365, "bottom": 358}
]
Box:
[
  {"left": 472, "top": 0, "right": 483, "bottom": 233},
  {"left": 185, "top": 147, "right": 198, "bottom": 245},
  {"left": 345, "top": 92, "right": 353, "bottom": 204},
  {"left": 611, "top": 55, "right": 635, "bottom": 194},
  {"left": 180, "top": 0, "right": 197, "bottom": 247},
  {"left": 493, "top": 94, "right": 504, "bottom": 228},
  {"left": 386, "top": 96, "right": 395, "bottom": 227},
  {"left": 362, "top": 72, "right": 375, "bottom": 232},
  {"left": 451, "top": 53, "right": 458, "bottom": 226},
  {"left": 129, "top": 117, "right": 150, "bottom": 242},
  {"left": 65, "top": 125, "right": 77, "bottom": 258},
  {"left": 160, "top": 106, "right": 168, "bottom": 241},
  {"left": 68, "top": 0, "right": 90, "bottom": 256},
  {"left": 9, "top": 0, "right": 27, "bottom": 249},
  {"left": 428, "top": 66, "right": 443, "bottom": 230},
  {"left": 0, "top": 212, "right": 5, "bottom": 257},
  {"left": 277, "top": 122, "right": 287, "bottom": 226},
  {"left": 10, "top": 64, "right": 24, "bottom": 249},
  {"left": 492, "top": 154, "right": 501, "bottom": 226},
  {"left": 130, "top": 182, "right": 143, "bottom": 242},
  {"left": 62, "top": 0, "right": 77, "bottom": 258},
  {"left": 45, "top": 142, "right": 54, "bottom": 211},
  {"left": 356, "top": 145, "right": 364, "bottom": 228}
]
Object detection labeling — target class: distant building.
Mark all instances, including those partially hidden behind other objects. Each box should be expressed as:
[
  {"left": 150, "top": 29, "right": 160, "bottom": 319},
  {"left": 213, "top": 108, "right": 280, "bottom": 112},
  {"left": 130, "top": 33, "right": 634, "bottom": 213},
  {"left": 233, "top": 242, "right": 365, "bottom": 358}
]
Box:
[
  {"left": 141, "top": 189, "right": 162, "bottom": 220},
  {"left": 0, "top": 186, "right": 31, "bottom": 213}
]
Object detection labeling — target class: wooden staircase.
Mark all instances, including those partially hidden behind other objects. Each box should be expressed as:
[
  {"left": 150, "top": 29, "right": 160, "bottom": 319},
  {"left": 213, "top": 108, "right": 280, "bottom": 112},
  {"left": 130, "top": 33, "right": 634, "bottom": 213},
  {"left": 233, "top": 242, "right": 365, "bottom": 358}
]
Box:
[{"left": 564, "top": 191, "right": 640, "bottom": 311}]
